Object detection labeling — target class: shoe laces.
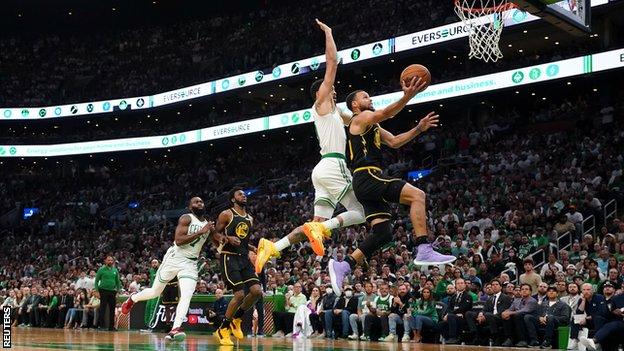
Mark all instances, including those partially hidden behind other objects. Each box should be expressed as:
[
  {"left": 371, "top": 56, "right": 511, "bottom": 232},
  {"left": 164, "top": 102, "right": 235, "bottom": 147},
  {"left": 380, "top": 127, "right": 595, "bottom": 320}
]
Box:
[{"left": 430, "top": 237, "right": 444, "bottom": 250}]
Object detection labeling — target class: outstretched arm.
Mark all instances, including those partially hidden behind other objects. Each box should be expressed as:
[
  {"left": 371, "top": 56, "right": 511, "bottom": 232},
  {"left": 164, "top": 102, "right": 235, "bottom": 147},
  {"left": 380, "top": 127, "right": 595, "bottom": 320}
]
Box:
[
  {"left": 314, "top": 19, "right": 339, "bottom": 116},
  {"left": 352, "top": 77, "right": 428, "bottom": 129},
  {"left": 378, "top": 112, "right": 439, "bottom": 149}
]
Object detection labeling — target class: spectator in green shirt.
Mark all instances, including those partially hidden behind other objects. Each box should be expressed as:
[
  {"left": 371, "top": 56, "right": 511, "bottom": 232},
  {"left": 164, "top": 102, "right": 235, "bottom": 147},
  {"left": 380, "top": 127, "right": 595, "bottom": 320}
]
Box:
[
  {"left": 94, "top": 255, "right": 122, "bottom": 331},
  {"left": 272, "top": 282, "right": 307, "bottom": 337},
  {"left": 45, "top": 288, "right": 59, "bottom": 328},
  {"left": 406, "top": 287, "right": 438, "bottom": 343}
]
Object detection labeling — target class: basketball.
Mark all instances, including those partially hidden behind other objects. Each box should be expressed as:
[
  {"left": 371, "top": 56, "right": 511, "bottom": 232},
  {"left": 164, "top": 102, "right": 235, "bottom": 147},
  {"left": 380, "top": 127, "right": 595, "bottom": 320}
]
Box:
[{"left": 400, "top": 64, "right": 431, "bottom": 90}]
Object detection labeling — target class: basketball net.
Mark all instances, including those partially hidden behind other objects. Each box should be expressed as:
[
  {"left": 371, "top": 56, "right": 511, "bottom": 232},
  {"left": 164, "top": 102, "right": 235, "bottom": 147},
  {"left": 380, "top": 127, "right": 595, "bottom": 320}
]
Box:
[{"left": 454, "top": 0, "right": 516, "bottom": 62}]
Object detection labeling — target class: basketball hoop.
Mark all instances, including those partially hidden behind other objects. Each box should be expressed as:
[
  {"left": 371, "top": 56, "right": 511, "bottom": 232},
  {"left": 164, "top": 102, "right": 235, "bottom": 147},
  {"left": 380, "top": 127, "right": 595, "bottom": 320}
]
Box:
[{"left": 454, "top": 0, "right": 517, "bottom": 62}]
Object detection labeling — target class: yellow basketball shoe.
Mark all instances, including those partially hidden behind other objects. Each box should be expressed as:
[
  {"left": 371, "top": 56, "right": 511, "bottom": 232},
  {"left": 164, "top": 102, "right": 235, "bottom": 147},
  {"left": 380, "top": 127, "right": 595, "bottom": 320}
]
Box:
[{"left": 255, "top": 238, "right": 280, "bottom": 274}]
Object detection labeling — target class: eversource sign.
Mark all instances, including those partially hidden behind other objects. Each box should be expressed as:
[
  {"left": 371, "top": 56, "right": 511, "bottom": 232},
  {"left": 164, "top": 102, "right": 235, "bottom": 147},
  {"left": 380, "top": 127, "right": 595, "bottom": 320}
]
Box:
[
  {"left": 0, "top": 0, "right": 610, "bottom": 121},
  {"left": 2, "top": 48, "right": 622, "bottom": 157}
]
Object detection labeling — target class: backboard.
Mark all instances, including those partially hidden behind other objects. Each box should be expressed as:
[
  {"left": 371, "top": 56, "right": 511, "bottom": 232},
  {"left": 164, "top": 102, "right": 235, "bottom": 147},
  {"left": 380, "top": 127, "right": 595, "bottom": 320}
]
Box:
[{"left": 512, "top": 0, "right": 591, "bottom": 34}]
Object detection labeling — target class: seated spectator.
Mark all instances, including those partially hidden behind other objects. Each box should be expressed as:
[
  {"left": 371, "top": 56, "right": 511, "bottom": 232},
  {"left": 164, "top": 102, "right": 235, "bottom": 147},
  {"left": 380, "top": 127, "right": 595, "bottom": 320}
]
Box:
[
  {"left": 579, "top": 284, "right": 624, "bottom": 351},
  {"left": 383, "top": 283, "right": 412, "bottom": 342},
  {"left": 561, "top": 283, "right": 582, "bottom": 316},
  {"left": 348, "top": 281, "right": 377, "bottom": 340},
  {"left": 568, "top": 283, "right": 609, "bottom": 350},
  {"left": 44, "top": 289, "right": 60, "bottom": 328},
  {"left": 80, "top": 290, "right": 100, "bottom": 328},
  {"left": 324, "top": 285, "right": 358, "bottom": 339},
  {"left": 465, "top": 279, "right": 512, "bottom": 345},
  {"left": 272, "top": 283, "right": 307, "bottom": 337},
  {"left": 365, "top": 283, "right": 393, "bottom": 341},
  {"left": 0, "top": 289, "right": 20, "bottom": 326},
  {"left": 440, "top": 278, "right": 473, "bottom": 344},
  {"left": 305, "top": 286, "right": 324, "bottom": 337},
  {"left": 524, "top": 286, "right": 571, "bottom": 348},
  {"left": 65, "top": 289, "right": 87, "bottom": 329},
  {"left": 292, "top": 285, "right": 322, "bottom": 338},
  {"left": 406, "top": 287, "right": 438, "bottom": 343},
  {"left": 209, "top": 289, "right": 228, "bottom": 326},
  {"left": 533, "top": 282, "right": 549, "bottom": 305},
  {"left": 56, "top": 288, "right": 74, "bottom": 328},
  {"left": 320, "top": 286, "right": 338, "bottom": 339},
  {"left": 17, "top": 287, "right": 32, "bottom": 327},
  {"left": 501, "top": 283, "right": 538, "bottom": 347}
]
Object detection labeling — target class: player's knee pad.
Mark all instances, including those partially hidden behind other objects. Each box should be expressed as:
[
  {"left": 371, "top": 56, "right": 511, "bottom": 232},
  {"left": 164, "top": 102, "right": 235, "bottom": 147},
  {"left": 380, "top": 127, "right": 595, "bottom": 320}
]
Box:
[{"left": 360, "top": 220, "right": 393, "bottom": 258}]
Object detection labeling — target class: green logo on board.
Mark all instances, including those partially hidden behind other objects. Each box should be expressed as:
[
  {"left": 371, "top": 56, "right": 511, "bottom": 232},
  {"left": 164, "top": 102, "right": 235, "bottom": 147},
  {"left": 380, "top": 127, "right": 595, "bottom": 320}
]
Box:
[{"left": 546, "top": 64, "right": 559, "bottom": 77}]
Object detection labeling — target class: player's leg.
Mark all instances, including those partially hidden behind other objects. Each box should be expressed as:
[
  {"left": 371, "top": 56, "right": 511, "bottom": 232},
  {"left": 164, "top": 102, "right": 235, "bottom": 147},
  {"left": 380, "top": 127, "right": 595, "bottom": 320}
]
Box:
[
  {"left": 230, "top": 283, "right": 262, "bottom": 340},
  {"left": 215, "top": 254, "right": 244, "bottom": 345},
  {"left": 255, "top": 201, "right": 331, "bottom": 274},
  {"left": 328, "top": 173, "right": 399, "bottom": 295},
  {"left": 166, "top": 276, "right": 197, "bottom": 341},
  {"left": 122, "top": 250, "right": 175, "bottom": 314},
  {"left": 302, "top": 161, "right": 364, "bottom": 255},
  {"left": 398, "top": 183, "right": 456, "bottom": 265},
  {"left": 229, "top": 258, "right": 262, "bottom": 340}
]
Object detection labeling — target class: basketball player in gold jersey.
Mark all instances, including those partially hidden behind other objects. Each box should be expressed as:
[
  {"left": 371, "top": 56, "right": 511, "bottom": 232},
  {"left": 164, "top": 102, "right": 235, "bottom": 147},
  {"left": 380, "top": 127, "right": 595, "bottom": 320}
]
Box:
[{"left": 213, "top": 187, "right": 262, "bottom": 345}]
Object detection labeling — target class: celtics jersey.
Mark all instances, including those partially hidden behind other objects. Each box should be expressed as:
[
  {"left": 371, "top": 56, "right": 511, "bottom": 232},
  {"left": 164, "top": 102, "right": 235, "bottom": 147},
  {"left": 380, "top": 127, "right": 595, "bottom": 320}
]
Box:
[
  {"left": 222, "top": 208, "right": 253, "bottom": 256},
  {"left": 346, "top": 121, "right": 384, "bottom": 170},
  {"left": 312, "top": 105, "right": 347, "bottom": 156},
  {"left": 173, "top": 213, "right": 208, "bottom": 259},
  {"left": 375, "top": 294, "right": 392, "bottom": 312}
]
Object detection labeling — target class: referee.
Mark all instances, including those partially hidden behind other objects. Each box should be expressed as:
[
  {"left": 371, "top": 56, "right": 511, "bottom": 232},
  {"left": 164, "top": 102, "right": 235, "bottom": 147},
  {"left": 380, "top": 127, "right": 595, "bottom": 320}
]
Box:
[{"left": 95, "top": 255, "right": 122, "bottom": 331}]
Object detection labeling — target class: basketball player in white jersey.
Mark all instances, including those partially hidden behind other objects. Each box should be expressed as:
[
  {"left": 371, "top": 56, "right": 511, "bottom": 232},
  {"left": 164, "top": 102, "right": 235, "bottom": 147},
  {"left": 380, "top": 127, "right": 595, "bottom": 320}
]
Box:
[
  {"left": 121, "top": 197, "right": 214, "bottom": 341},
  {"left": 255, "top": 19, "right": 365, "bottom": 272}
]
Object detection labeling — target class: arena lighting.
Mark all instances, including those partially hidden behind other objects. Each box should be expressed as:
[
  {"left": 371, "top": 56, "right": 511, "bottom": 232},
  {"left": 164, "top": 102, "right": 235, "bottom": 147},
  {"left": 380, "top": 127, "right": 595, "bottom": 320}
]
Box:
[
  {"left": 0, "top": 0, "right": 609, "bottom": 120},
  {"left": 1, "top": 47, "right": 622, "bottom": 158}
]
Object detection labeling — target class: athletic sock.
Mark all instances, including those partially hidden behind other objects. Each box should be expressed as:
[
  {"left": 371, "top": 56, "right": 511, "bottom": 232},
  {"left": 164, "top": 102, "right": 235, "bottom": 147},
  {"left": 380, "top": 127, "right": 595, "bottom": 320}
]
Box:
[
  {"left": 219, "top": 318, "right": 232, "bottom": 330},
  {"left": 322, "top": 217, "right": 341, "bottom": 231},
  {"left": 414, "top": 235, "right": 428, "bottom": 246},
  {"left": 233, "top": 308, "right": 245, "bottom": 319},
  {"left": 274, "top": 236, "right": 291, "bottom": 252}
]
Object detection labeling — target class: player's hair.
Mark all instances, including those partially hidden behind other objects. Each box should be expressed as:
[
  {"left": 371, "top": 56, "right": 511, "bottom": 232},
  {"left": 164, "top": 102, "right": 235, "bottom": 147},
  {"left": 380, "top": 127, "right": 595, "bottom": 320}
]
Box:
[
  {"left": 345, "top": 90, "right": 363, "bottom": 112},
  {"left": 310, "top": 79, "right": 324, "bottom": 100},
  {"left": 520, "top": 283, "right": 532, "bottom": 290},
  {"left": 229, "top": 186, "right": 244, "bottom": 203}
]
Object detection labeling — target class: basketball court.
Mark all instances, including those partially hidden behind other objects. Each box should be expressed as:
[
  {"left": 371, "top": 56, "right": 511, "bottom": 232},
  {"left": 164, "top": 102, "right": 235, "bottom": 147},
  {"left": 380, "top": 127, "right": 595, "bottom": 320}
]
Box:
[{"left": 8, "top": 328, "right": 535, "bottom": 351}]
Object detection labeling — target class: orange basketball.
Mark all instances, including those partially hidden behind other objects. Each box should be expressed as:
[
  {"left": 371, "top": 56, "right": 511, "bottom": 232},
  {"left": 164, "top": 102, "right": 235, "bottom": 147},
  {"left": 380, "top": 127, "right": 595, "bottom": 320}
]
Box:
[{"left": 400, "top": 64, "right": 431, "bottom": 90}]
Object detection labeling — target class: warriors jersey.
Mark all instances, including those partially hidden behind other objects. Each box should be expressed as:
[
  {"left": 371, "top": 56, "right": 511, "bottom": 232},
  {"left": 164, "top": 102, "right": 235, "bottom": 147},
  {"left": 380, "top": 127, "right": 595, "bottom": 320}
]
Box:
[
  {"left": 346, "top": 121, "right": 384, "bottom": 171},
  {"left": 222, "top": 208, "right": 253, "bottom": 256}
]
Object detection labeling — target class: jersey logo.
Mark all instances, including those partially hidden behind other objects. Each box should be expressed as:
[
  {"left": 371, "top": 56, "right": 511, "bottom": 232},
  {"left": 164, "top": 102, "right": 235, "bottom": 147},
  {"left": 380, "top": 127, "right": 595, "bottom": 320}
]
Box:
[
  {"left": 235, "top": 222, "right": 249, "bottom": 239},
  {"left": 374, "top": 128, "right": 381, "bottom": 149}
]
